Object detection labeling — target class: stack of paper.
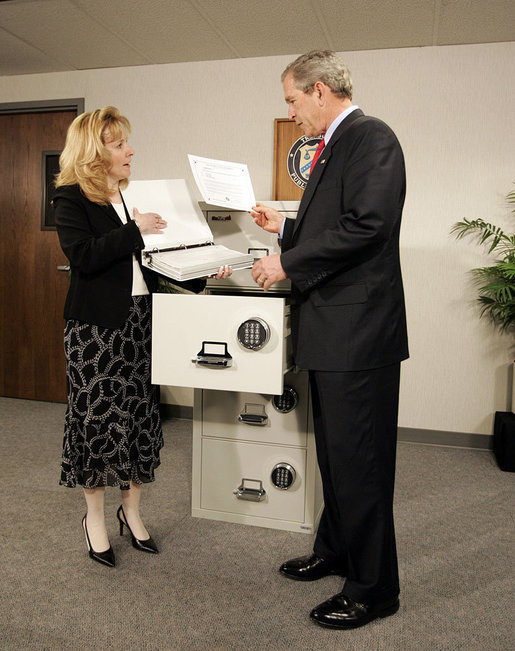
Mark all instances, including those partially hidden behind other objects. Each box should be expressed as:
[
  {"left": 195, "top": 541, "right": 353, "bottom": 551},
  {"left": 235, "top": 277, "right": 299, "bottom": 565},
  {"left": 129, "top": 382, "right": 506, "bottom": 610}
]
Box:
[
  {"left": 144, "top": 244, "right": 254, "bottom": 281},
  {"left": 122, "top": 179, "right": 254, "bottom": 281}
]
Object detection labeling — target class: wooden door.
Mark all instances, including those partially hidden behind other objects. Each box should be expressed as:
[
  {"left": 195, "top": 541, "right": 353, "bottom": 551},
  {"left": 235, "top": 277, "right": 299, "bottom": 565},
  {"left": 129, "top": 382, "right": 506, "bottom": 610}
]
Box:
[{"left": 0, "top": 110, "right": 76, "bottom": 402}]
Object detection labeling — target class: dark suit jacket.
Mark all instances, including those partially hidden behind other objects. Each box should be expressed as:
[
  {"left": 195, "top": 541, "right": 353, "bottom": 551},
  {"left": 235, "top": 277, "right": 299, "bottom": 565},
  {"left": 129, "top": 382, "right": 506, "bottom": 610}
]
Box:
[
  {"left": 281, "top": 109, "right": 409, "bottom": 371},
  {"left": 54, "top": 184, "right": 204, "bottom": 329}
]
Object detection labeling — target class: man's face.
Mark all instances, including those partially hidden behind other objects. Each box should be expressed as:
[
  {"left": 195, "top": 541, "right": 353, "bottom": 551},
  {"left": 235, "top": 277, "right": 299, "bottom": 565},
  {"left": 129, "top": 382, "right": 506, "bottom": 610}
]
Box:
[{"left": 283, "top": 73, "right": 323, "bottom": 137}]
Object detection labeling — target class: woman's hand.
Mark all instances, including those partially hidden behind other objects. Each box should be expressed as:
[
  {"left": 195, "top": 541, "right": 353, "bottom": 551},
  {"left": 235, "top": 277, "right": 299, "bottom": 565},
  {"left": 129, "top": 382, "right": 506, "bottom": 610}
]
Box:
[
  {"left": 209, "top": 265, "right": 232, "bottom": 279},
  {"left": 249, "top": 203, "right": 285, "bottom": 234},
  {"left": 133, "top": 208, "right": 167, "bottom": 234}
]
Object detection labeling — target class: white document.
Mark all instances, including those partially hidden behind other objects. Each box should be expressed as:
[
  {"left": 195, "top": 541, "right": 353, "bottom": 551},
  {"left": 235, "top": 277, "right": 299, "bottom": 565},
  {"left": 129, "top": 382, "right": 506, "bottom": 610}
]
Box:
[
  {"left": 121, "top": 178, "right": 254, "bottom": 281},
  {"left": 188, "top": 154, "right": 256, "bottom": 211}
]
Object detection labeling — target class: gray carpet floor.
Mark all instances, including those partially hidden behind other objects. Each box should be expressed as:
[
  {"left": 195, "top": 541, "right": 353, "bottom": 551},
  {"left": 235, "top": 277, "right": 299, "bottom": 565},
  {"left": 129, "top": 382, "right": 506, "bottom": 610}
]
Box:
[{"left": 1, "top": 396, "right": 514, "bottom": 650}]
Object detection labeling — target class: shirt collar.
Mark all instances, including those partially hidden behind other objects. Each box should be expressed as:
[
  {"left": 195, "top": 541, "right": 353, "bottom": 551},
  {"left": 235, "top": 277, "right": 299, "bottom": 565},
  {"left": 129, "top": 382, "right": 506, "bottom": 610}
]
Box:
[{"left": 324, "top": 105, "right": 359, "bottom": 145}]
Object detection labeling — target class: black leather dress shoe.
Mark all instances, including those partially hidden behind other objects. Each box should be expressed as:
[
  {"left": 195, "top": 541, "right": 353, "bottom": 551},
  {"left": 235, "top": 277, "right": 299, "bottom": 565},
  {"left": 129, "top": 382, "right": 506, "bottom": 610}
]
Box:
[
  {"left": 279, "top": 553, "right": 345, "bottom": 581},
  {"left": 310, "top": 592, "right": 400, "bottom": 629}
]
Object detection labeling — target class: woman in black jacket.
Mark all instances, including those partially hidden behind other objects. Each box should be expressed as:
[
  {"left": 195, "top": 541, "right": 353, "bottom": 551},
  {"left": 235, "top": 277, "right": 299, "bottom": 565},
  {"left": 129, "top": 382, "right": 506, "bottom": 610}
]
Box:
[{"left": 54, "top": 106, "right": 229, "bottom": 567}]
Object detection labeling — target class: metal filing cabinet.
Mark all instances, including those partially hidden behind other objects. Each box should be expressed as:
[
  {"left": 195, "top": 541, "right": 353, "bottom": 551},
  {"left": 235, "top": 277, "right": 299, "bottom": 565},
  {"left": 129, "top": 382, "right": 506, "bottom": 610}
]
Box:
[
  {"left": 191, "top": 370, "right": 323, "bottom": 533},
  {"left": 152, "top": 202, "right": 323, "bottom": 533}
]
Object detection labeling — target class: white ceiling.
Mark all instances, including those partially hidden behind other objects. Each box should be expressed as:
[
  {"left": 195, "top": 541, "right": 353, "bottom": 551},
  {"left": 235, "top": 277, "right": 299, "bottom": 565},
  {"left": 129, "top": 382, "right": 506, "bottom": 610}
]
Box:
[{"left": 0, "top": 0, "right": 513, "bottom": 77}]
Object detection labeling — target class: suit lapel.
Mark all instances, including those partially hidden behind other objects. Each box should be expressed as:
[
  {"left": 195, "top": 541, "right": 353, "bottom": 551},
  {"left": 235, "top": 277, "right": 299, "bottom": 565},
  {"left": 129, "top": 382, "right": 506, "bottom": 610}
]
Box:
[
  {"left": 293, "top": 109, "right": 365, "bottom": 237},
  {"left": 294, "top": 146, "right": 329, "bottom": 233},
  {"left": 101, "top": 202, "right": 124, "bottom": 227}
]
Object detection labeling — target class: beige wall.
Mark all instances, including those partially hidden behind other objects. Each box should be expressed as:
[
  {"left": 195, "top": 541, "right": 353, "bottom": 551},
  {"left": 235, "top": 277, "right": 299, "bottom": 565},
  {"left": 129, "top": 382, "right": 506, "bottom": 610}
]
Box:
[{"left": 2, "top": 41, "right": 513, "bottom": 436}]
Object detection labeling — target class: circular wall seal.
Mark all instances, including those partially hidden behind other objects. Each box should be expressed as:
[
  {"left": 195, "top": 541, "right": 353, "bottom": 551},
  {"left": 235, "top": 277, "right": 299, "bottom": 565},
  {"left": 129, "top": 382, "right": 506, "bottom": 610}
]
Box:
[{"left": 287, "top": 135, "right": 323, "bottom": 189}]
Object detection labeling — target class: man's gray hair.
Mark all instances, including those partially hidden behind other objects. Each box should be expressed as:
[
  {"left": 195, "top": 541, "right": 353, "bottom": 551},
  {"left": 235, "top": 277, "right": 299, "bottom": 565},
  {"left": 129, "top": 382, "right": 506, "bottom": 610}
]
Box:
[{"left": 281, "top": 50, "right": 353, "bottom": 100}]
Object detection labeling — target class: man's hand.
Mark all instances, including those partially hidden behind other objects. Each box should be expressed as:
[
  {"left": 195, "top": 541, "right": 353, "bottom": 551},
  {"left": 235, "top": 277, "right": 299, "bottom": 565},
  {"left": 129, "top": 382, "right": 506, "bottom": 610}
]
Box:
[
  {"left": 252, "top": 254, "right": 287, "bottom": 291},
  {"left": 249, "top": 203, "right": 285, "bottom": 234}
]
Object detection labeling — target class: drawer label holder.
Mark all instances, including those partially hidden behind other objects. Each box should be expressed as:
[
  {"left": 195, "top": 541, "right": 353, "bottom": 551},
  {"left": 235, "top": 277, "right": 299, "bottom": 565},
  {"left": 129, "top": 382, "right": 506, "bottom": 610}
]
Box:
[{"left": 193, "top": 341, "right": 232, "bottom": 368}]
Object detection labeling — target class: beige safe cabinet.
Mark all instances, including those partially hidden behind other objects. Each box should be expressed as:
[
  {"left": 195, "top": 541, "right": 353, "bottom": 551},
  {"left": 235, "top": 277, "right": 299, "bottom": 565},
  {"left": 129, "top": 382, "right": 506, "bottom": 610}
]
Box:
[
  {"left": 151, "top": 202, "right": 323, "bottom": 533},
  {"left": 191, "top": 371, "right": 323, "bottom": 533}
]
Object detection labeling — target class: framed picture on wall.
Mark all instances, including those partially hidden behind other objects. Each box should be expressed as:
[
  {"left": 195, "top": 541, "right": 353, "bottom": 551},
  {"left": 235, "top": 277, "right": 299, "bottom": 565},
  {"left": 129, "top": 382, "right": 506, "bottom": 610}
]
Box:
[{"left": 273, "top": 118, "right": 322, "bottom": 200}]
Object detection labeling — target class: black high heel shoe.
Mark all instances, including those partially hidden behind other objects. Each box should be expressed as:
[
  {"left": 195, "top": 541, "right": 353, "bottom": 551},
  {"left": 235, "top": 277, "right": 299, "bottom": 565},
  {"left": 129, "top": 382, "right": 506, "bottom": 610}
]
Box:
[
  {"left": 116, "top": 505, "right": 159, "bottom": 554},
  {"left": 82, "top": 515, "right": 115, "bottom": 567}
]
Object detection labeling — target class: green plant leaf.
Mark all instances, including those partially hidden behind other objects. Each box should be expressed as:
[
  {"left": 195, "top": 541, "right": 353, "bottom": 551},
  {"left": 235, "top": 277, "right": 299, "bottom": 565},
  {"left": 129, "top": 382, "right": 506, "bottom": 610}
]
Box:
[{"left": 451, "top": 187, "right": 515, "bottom": 334}]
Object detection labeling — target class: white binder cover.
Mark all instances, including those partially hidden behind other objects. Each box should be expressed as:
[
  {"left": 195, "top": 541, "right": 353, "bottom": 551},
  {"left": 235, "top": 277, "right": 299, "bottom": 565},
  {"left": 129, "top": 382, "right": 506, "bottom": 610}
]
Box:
[{"left": 122, "top": 179, "right": 254, "bottom": 281}]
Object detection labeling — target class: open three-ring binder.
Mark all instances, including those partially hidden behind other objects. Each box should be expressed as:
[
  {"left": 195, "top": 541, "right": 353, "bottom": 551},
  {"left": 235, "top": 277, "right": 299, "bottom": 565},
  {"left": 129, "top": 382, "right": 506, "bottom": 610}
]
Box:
[{"left": 122, "top": 179, "right": 254, "bottom": 281}]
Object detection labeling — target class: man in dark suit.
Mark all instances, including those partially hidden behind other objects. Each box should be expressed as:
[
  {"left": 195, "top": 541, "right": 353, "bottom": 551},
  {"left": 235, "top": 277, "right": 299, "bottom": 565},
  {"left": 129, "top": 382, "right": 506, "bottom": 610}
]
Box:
[{"left": 251, "top": 50, "right": 408, "bottom": 629}]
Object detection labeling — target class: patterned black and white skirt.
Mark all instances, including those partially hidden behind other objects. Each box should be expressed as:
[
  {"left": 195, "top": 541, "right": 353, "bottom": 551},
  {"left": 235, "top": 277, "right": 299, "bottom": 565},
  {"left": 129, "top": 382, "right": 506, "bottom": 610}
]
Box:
[{"left": 60, "top": 295, "right": 163, "bottom": 489}]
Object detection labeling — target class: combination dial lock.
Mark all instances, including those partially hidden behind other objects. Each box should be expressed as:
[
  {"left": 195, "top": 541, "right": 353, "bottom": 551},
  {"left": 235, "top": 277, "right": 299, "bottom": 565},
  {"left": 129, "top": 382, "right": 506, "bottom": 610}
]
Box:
[
  {"left": 237, "top": 317, "right": 270, "bottom": 350},
  {"left": 272, "top": 386, "right": 298, "bottom": 413},
  {"left": 271, "top": 463, "right": 296, "bottom": 490}
]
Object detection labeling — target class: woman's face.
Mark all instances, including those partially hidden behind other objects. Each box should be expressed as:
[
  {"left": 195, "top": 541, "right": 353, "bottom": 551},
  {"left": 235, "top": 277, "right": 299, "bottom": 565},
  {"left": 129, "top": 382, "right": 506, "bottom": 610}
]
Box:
[{"left": 103, "top": 126, "right": 134, "bottom": 188}]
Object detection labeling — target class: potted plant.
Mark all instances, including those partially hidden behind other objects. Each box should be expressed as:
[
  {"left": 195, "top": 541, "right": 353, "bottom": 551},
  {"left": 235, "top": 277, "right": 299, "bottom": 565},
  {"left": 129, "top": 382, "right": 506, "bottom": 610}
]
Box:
[{"left": 451, "top": 187, "right": 515, "bottom": 471}]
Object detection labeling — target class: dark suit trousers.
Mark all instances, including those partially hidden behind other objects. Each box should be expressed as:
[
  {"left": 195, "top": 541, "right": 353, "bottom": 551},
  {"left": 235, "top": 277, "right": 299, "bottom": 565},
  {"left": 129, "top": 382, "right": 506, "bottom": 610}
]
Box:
[{"left": 309, "top": 363, "right": 401, "bottom": 604}]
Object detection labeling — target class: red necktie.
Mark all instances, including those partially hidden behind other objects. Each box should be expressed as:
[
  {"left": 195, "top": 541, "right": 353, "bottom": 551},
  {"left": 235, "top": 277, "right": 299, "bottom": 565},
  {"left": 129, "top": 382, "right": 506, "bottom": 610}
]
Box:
[{"left": 310, "top": 137, "right": 325, "bottom": 174}]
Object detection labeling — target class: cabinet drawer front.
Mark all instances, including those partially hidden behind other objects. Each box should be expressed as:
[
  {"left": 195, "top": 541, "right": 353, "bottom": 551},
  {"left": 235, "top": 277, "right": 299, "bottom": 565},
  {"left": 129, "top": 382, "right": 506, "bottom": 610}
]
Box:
[
  {"left": 152, "top": 294, "right": 290, "bottom": 394},
  {"left": 201, "top": 372, "right": 308, "bottom": 446},
  {"left": 200, "top": 438, "right": 306, "bottom": 522}
]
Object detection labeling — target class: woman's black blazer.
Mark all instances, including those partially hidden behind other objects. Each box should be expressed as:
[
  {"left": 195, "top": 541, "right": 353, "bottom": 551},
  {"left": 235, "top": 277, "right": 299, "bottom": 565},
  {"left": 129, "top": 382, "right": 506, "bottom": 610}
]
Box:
[{"left": 54, "top": 184, "right": 204, "bottom": 329}]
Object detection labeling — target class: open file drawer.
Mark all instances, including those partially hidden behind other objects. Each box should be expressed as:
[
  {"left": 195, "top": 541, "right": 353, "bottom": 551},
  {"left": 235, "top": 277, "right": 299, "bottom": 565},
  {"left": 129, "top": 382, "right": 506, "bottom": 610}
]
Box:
[{"left": 152, "top": 293, "right": 292, "bottom": 394}]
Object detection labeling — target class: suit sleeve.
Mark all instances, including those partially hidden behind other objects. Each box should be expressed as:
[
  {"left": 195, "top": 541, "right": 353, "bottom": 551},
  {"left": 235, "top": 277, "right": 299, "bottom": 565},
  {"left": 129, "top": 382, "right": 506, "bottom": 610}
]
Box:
[
  {"left": 54, "top": 191, "right": 145, "bottom": 275},
  {"left": 280, "top": 121, "right": 405, "bottom": 293}
]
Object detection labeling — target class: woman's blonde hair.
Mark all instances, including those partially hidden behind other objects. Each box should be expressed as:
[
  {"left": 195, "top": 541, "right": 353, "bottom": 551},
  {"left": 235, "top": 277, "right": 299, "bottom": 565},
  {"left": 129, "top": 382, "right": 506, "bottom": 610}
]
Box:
[{"left": 55, "top": 106, "right": 131, "bottom": 205}]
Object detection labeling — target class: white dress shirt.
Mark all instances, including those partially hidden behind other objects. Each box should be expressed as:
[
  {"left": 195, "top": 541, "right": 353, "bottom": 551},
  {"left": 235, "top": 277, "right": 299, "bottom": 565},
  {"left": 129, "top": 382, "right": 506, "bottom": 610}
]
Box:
[{"left": 111, "top": 201, "right": 149, "bottom": 296}]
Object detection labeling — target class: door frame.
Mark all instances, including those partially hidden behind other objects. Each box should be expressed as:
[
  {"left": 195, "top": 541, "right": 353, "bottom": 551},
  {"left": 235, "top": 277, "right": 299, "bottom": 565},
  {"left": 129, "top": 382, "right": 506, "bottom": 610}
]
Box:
[
  {"left": 0, "top": 98, "right": 84, "bottom": 115},
  {"left": 1, "top": 99, "right": 85, "bottom": 229}
]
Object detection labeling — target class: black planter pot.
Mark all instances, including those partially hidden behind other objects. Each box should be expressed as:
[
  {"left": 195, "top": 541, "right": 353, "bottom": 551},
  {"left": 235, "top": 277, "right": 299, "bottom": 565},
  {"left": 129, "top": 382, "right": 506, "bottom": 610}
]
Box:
[{"left": 493, "top": 411, "right": 515, "bottom": 472}]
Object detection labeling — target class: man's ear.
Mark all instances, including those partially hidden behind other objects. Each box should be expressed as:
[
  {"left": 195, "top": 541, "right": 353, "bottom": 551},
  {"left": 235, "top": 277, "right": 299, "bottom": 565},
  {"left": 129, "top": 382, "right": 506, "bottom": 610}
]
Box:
[{"left": 313, "top": 81, "right": 326, "bottom": 103}]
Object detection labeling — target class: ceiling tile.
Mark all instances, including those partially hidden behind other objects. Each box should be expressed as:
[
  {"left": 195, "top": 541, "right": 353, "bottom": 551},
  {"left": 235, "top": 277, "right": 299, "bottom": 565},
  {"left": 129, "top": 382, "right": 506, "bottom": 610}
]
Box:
[
  {"left": 193, "top": 0, "right": 332, "bottom": 57},
  {"left": 437, "top": 0, "right": 515, "bottom": 45},
  {"left": 0, "top": 0, "right": 150, "bottom": 69},
  {"left": 0, "top": 27, "right": 72, "bottom": 75},
  {"left": 74, "top": 0, "right": 239, "bottom": 63},
  {"left": 317, "top": 0, "right": 436, "bottom": 51}
]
